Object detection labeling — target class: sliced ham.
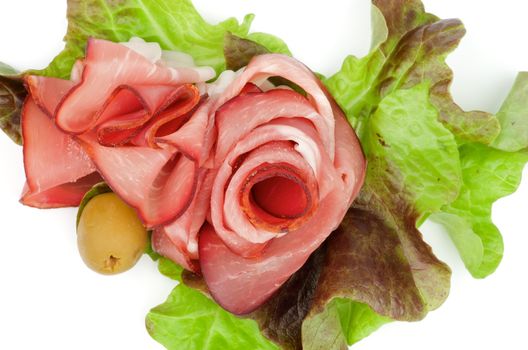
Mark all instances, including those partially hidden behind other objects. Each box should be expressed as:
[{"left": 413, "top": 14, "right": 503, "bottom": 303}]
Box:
[
  {"left": 152, "top": 170, "right": 215, "bottom": 272},
  {"left": 71, "top": 80, "right": 204, "bottom": 227},
  {"left": 20, "top": 173, "right": 102, "bottom": 209},
  {"left": 21, "top": 38, "right": 215, "bottom": 240},
  {"left": 211, "top": 54, "right": 336, "bottom": 160},
  {"left": 199, "top": 54, "right": 366, "bottom": 315},
  {"left": 55, "top": 38, "right": 215, "bottom": 134},
  {"left": 20, "top": 40, "right": 366, "bottom": 316},
  {"left": 78, "top": 134, "right": 199, "bottom": 227},
  {"left": 21, "top": 80, "right": 100, "bottom": 208}
]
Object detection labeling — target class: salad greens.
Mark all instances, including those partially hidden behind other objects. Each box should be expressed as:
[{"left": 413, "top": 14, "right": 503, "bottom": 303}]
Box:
[
  {"left": 1, "top": 0, "right": 527, "bottom": 349},
  {"left": 430, "top": 144, "right": 528, "bottom": 277},
  {"left": 491, "top": 73, "right": 528, "bottom": 152},
  {"left": 39, "top": 0, "right": 289, "bottom": 79},
  {"left": 0, "top": 63, "right": 25, "bottom": 145},
  {"left": 325, "top": 0, "right": 528, "bottom": 279},
  {"left": 147, "top": 258, "right": 279, "bottom": 350}
]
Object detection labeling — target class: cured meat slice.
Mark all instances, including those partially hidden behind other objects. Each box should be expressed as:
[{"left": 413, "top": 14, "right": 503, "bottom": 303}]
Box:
[
  {"left": 214, "top": 89, "right": 328, "bottom": 165},
  {"left": 199, "top": 54, "right": 366, "bottom": 314},
  {"left": 55, "top": 38, "right": 215, "bottom": 134},
  {"left": 20, "top": 173, "right": 102, "bottom": 208},
  {"left": 152, "top": 170, "right": 215, "bottom": 272},
  {"left": 74, "top": 82, "right": 204, "bottom": 227},
  {"left": 201, "top": 114, "right": 363, "bottom": 313},
  {"left": 78, "top": 135, "right": 198, "bottom": 227},
  {"left": 21, "top": 90, "right": 98, "bottom": 208},
  {"left": 212, "top": 54, "right": 336, "bottom": 159},
  {"left": 25, "top": 76, "right": 75, "bottom": 116},
  {"left": 94, "top": 84, "right": 200, "bottom": 147}
]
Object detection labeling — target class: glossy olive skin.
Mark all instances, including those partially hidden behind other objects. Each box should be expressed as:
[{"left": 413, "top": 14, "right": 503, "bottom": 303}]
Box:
[{"left": 77, "top": 193, "right": 148, "bottom": 275}]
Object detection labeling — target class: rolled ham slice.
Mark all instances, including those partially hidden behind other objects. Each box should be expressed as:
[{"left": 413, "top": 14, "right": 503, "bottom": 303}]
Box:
[{"left": 199, "top": 54, "right": 366, "bottom": 315}]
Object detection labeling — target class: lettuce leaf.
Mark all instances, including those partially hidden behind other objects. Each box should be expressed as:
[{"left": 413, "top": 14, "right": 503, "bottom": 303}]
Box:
[
  {"left": 39, "top": 0, "right": 290, "bottom": 79},
  {"left": 491, "top": 72, "right": 528, "bottom": 152},
  {"left": 325, "top": 1, "right": 500, "bottom": 145},
  {"left": 324, "top": 0, "right": 527, "bottom": 282},
  {"left": 0, "top": 63, "right": 25, "bottom": 145},
  {"left": 301, "top": 0, "right": 526, "bottom": 346},
  {"left": 76, "top": 182, "right": 112, "bottom": 227},
  {"left": 431, "top": 74, "right": 528, "bottom": 278},
  {"left": 147, "top": 258, "right": 279, "bottom": 350},
  {"left": 431, "top": 144, "right": 528, "bottom": 277}
]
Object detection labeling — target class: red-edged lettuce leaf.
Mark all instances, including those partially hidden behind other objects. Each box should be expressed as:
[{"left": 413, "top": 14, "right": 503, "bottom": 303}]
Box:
[
  {"left": 224, "top": 33, "right": 271, "bottom": 71},
  {"left": 325, "top": 0, "right": 527, "bottom": 283},
  {"left": 431, "top": 73, "right": 528, "bottom": 278},
  {"left": 0, "top": 63, "right": 25, "bottom": 145},
  {"left": 325, "top": 0, "right": 500, "bottom": 145}
]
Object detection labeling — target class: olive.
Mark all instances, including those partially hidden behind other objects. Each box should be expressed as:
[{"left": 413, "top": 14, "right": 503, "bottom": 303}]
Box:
[{"left": 77, "top": 193, "right": 148, "bottom": 275}]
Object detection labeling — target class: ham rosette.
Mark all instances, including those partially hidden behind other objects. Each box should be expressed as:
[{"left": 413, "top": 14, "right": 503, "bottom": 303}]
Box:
[
  {"left": 198, "top": 54, "right": 366, "bottom": 314},
  {"left": 21, "top": 38, "right": 216, "bottom": 271}
]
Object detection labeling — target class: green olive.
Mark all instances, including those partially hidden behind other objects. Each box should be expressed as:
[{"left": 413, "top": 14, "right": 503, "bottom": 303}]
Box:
[{"left": 77, "top": 193, "right": 148, "bottom": 275}]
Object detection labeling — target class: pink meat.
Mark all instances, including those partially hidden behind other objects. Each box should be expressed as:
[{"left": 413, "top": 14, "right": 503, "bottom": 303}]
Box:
[
  {"left": 152, "top": 170, "right": 215, "bottom": 272},
  {"left": 21, "top": 38, "right": 214, "bottom": 242},
  {"left": 72, "top": 83, "right": 204, "bottom": 227},
  {"left": 211, "top": 54, "right": 336, "bottom": 160},
  {"left": 21, "top": 78, "right": 100, "bottom": 208},
  {"left": 199, "top": 54, "right": 366, "bottom": 315},
  {"left": 20, "top": 173, "right": 103, "bottom": 209},
  {"left": 78, "top": 134, "right": 198, "bottom": 227},
  {"left": 55, "top": 38, "right": 214, "bottom": 134}
]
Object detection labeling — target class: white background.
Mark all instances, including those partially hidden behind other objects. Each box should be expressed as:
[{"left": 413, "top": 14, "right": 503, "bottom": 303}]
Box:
[{"left": 0, "top": 1, "right": 527, "bottom": 349}]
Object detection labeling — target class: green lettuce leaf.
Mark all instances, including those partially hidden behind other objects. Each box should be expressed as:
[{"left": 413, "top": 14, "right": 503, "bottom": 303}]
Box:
[
  {"left": 0, "top": 63, "right": 25, "bottom": 145},
  {"left": 144, "top": 231, "right": 161, "bottom": 261},
  {"left": 431, "top": 144, "right": 528, "bottom": 277},
  {"left": 39, "top": 0, "right": 290, "bottom": 79},
  {"left": 491, "top": 72, "right": 528, "bottom": 152},
  {"left": 431, "top": 74, "right": 528, "bottom": 278},
  {"left": 363, "top": 84, "right": 462, "bottom": 218},
  {"left": 147, "top": 258, "right": 279, "bottom": 350}
]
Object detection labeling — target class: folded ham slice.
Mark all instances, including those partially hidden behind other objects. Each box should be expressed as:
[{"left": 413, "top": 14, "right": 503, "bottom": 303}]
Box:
[
  {"left": 55, "top": 38, "right": 214, "bottom": 134},
  {"left": 152, "top": 169, "right": 215, "bottom": 272},
  {"left": 21, "top": 78, "right": 100, "bottom": 208},
  {"left": 21, "top": 38, "right": 216, "bottom": 248},
  {"left": 199, "top": 54, "right": 366, "bottom": 315}
]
